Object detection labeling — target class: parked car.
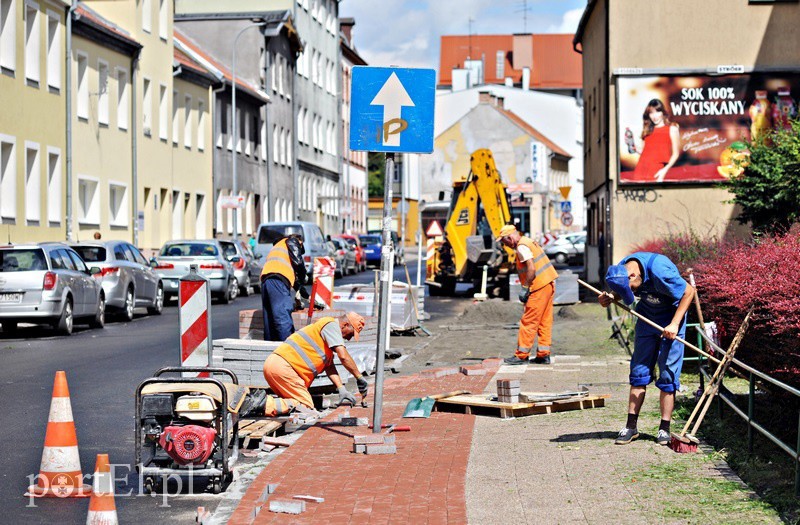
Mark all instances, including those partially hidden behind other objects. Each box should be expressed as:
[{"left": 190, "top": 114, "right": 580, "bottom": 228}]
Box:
[
  {"left": 544, "top": 231, "right": 586, "bottom": 265},
  {"left": 151, "top": 240, "right": 239, "bottom": 304},
  {"left": 70, "top": 241, "right": 163, "bottom": 320},
  {"left": 336, "top": 234, "right": 366, "bottom": 272},
  {"left": 0, "top": 243, "right": 105, "bottom": 335},
  {"left": 359, "top": 234, "right": 383, "bottom": 267},
  {"left": 255, "top": 222, "right": 328, "bottom": 282},
  {"left": 368, "top": 230, "right": 404, "bottom": 265},
  {"left": 329, "top": 238, "right": 357, "bottom": 277},
  {"left": 219, "top": 239, "right": 262, "bottom": 296}
]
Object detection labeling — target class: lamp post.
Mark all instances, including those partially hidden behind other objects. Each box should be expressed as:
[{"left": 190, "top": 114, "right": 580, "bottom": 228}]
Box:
[{"left": 231, "top": 21, "right": 266, "bottom": 240}]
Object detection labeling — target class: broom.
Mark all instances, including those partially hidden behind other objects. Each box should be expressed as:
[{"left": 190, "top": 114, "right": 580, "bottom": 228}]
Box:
[{"left": 670, "top": 310, "right": 751, "bottom": 453}]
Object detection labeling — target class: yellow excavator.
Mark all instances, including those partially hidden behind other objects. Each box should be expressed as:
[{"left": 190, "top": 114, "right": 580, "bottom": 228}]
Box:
[{"left": 426, "top": 149, "right": 516, "bottom": 298}]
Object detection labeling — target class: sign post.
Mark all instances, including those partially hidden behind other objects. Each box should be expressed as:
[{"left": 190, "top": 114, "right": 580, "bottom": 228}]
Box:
[{"left": 350, "top": 66, "right": 435, "bottom": 433}]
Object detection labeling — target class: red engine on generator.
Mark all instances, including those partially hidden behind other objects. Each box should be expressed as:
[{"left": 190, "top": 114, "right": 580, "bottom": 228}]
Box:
[{"left": 159, "top": 425, "right": 217, "bottom": 466}]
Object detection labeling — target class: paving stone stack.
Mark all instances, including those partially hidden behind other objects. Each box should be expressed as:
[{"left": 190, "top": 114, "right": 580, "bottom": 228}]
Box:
[
  {"left": 496, "top": 378, "right": 520, "bottom": 403},
  {"left": 238, "top": 309, "right": 381, "bottom": 341}
]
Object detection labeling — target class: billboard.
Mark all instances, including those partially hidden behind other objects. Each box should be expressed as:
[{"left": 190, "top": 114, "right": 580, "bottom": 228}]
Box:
[{"left": 617, "top": 73, "right": 799, "bottom": 184}]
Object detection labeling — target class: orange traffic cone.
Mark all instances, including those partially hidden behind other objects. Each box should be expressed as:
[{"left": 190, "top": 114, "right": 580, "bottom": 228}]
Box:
[
  {"left": 26, "top": 371, "right": 92, "bottom": 498},
  {"left": 86, "top": 454, "right": 118, "bottom": 525}
]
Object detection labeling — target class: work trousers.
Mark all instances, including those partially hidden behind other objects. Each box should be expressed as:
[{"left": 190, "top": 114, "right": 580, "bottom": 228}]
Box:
[
  {"left": 261, "top": 277, "right": 295, "bottom": 342},
  {"left": 262, "top": 353, "right": 314, "bottom": 415},
  {"left": 515, "top": 281, "right": 555, "bottom": 359}
]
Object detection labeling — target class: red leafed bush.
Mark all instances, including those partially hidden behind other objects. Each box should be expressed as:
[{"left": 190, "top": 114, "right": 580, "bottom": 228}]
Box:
[
  {"left": 694, "top": 232, "right": 800, "bottom": 387},
  {"left": 631, "top": 230, "right": 724, "bottom": 275}
]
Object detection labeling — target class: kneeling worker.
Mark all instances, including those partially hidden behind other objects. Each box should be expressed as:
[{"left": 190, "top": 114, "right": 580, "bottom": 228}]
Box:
[{"left": 261, "top": 312, "right": 369, "bottom": 416}]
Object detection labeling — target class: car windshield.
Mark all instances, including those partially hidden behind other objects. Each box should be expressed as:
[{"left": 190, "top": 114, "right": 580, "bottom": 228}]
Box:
[
  {"left": 0, "top": 248, "right": 47, "bottom": 272},
  {"left": 258, "top": 225, "right": 304, "bottom": 244},
  {"left": 343, "top": 238, "right": 358, "bottom": 248},
  {"left": 360, "top": 235, "right": 381, "bottom": 245},
  {"left": 219, "top": 241, "right": 238, "bottom": 258},
  {"left": 72, "top": 246, "right": 107, "bottom": 262},
  {"left": 160, "top": 243, "right": 218, "bottom": 257}
]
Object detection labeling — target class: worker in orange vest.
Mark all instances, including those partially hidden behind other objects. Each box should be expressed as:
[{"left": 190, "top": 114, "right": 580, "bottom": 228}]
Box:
[
  {"left": 499, "top": 225, "right": 559, "bottom": 365},
  {"left": 260, "top": 234, "right": 309, "bottom": 341},
  {"left": 261, "top": 312, "right": 368, "bottom": 416}
]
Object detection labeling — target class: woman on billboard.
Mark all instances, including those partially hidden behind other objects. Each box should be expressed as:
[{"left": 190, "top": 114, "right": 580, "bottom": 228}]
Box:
[{"left": 632, "top": 99, "right": 681, "bottom": 182}]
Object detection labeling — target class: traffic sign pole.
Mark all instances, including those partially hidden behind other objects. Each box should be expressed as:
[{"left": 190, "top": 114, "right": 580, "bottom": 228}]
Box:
[{"left": 372, "top": 153, "right": 396, "bottom": 433}]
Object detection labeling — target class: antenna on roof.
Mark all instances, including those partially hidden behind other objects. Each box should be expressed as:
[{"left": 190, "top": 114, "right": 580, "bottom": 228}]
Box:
[{"left": 515, "top": 0, "right": 532, "bottom": 33}]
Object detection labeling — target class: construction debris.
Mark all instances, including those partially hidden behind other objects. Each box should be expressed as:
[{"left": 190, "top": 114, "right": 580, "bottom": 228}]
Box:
[
  {"left": 269, "top": 498, "right": 306, "bottom": 515},
  {"left": 435, "top": 393, "right": 610, "bottom": 419}
]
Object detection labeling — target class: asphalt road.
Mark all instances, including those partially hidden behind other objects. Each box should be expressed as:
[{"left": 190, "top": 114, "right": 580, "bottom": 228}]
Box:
[{"left": 0, "top": 261, "right": 411, "bottom": 524}]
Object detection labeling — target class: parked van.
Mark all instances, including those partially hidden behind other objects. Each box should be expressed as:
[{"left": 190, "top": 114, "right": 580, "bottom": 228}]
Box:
[{"left": 255, "top": 222, "right": 328, "bottom": 281}]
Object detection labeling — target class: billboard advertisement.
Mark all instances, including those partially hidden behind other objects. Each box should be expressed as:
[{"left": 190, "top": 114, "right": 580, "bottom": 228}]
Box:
[{"left": 617, "top": 73, "right": 799, "bottom": 184}]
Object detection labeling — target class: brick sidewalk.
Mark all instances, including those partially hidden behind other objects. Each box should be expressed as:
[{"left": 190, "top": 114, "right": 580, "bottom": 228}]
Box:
[{"left": 228, "top": 360, "right": 501, "bottom": 525}]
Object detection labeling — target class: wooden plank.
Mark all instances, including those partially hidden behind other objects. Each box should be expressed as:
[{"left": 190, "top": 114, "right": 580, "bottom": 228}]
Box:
[
  {"left": 435, "top": 394, "right": 609, "bottom": 419},
  {"left": 238, "top": 419, "right": 285, "bottom": 448}
]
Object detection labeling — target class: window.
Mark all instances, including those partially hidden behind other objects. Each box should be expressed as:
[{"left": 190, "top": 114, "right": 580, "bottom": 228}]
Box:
[
  {"left": 113, "top": 244, "right": 126, "bottom": 261},
  {"left": 278, "top": 55, "right": 284, "bottom": 96},
  {"left": 97, "top": 60, "right": 109, "bottom": 125},
  {"left": 216, "top": 99, "right": 224, "bottom": 148},
  {"left": 252, "top": 114, "right": 259, "bottom": 159},
  {"left": 260, "top": 118, "right": 266, "bottom": 159},
  {"left": 66, "top": 250, "right": 86, "bottom": 272},
  {"left": 287, "top": 129, "right": 292, "bottom": 169},
  {"left": 272, "top": 125, "right": 278, "bottom": 164},
  {"left": 226, "top": 102, "right": 232, "bottom": 150},
  {"left": 172, "top": 190, "right": 182, "bottom": 238},
  {"left": 142, "top": 0, "right": 151, "bottom": 33},
  {"left": 142, "top": 77, "right": 152, "bottom": 135},
  {"left": 197, "top": 101, "right": 205, "bottom": 150},
  {"left": 195, "top": 193, "right": 206, "bottom": 238},
  {"left": 172, "top": 90, "right": 179, "bottom": 145},
  {"left": 24, "top": 142, "right": 40, "bottom": 223},
  {"left": 158, "top": 84, "right": 167, "bottom": 139},
  {"left": 496, "top": 50, "right": 504, "bottom": 79},
  {"left": 46, "top": 10, "right": 60, "bottom": 89},
  {"left": 304, "top": 110, "right": 310, "bottom": 145},
  {"left": 279, "top": 128, "right": 286, "bottom": 166},
  {"left": 47, "top": 147, "right": 60, "bottom": 224},
  {"left": 184, "top": 94, "right": 192, "bottom": 148},
  {"left": 235, "top": 107, "right": 242, "bottom": 153},
  {"left": 0, "top": 0, "right": 16, "bottom": 71},
  {"left": 108, "top": 182, "right": 128, "bottom": 226},
  {"left": 158, "top": 0, "right": 167, "bottom": 41},
  {"left": 297, "top": 107, "right": 304, "bottom": 143},
  {"left": 24, "top": 1, "right": 39, "bottom": 84},
  {"left": 244, "top": 111, "right": 250, "bottom": 156},
  {"left": 270, "top": 52, "right": 276, "bottom": 92},
  {"left": 117, "top": 68, "right": 128, "bottom": 130},
  {"left": 76, "top": 52, "right": 88, "bottom": 119},
  {"left": 1, "top": 136, "right": 16, "bottom": 221},
  {"left": 77, "top": 176, "right": 99, "bottom": 225}
]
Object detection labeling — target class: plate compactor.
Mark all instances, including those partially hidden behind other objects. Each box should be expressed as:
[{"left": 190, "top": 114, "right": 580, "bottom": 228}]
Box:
[{"left": 135, "top": 367, "right": 248, "bottom": 494}]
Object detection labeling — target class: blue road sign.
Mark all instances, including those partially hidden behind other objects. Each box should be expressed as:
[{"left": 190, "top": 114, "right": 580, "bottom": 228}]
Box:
[
  {"left": 349, "top": 67, "right": 435, "bottom": 153},
  {"left": 560, "top": 201, "right": 572, "bottom": 213}
]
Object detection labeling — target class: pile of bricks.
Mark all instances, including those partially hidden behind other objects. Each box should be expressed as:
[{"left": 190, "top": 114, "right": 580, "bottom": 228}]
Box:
[
  {"left": 352, "top": 433, "right": 397, "bottom": 455},
  {"left": 496, "top": 379, "right": 520, "bottom": 403},
  {"left": 459, "top": 365, "right": 487, "bottom": 376}
]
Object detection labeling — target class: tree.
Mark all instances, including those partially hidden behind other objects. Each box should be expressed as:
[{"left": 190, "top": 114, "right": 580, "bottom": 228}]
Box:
[
  {"left": 726, "top": 119, "right": 800, "bottom": 233},
  {"left": 368, "top": 152, "right": 385, "bottom": 197}
]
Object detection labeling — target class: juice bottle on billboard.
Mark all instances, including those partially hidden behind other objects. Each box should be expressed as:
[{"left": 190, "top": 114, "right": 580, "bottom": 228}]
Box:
[
  {"left": 624, "top": 127, "right": 636, "bottom": 154},
  {"left": 771, "top": 88, "right": 796, "bottom": 131},
  {"left": 748, "top": 90, "right": 771, "bottom": 140}
]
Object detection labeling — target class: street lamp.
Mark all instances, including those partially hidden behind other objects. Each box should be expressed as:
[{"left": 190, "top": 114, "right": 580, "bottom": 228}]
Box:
[{"left": 231, "top": 20, "right": 267, "bottom": 240}]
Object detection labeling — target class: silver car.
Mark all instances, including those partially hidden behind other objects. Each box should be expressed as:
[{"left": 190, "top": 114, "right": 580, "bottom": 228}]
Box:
[
  {"left": 329, "top": 238, "right": 357, "bottom": 277},
  {"left": 0, "top": 243, "right": 105, "bottom": 336},
  {"left": 219, "top": 239, "right": 262, "bottom": 296},
  {"left": 544, "top": 231, "right": 586, "bottom": 265},
  {"left": 70, "top": 241, "right": 163, "bottom": 320},
  {"left": 152, "top": 240, "right": 239, "bottom": 304}
]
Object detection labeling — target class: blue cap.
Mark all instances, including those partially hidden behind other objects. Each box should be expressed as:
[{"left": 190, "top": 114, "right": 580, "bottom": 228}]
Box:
[{"left": 605, "top": 264, "right": 635, "bottom": 305}]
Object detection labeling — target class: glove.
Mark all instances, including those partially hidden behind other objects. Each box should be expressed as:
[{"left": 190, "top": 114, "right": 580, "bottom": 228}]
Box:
[
  {"left": 356, "top": 376, "right": 369, "bottom": 397},
  {"left": 337, "top": 386, "right": 356, "bottom": 407},
  {"left": 298, "top": 286, "right": 310, "bottom": 299},
  {"left": 518, "top": 289, "right": 531, "bottom": 304}
]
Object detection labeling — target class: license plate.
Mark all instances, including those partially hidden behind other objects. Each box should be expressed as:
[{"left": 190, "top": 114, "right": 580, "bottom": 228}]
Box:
[
  {"left": 0, "top": 293, "right": 23, "bottom": 303},
  {"left": 365, "top": 250, "right": 374, "bottom": 254}
]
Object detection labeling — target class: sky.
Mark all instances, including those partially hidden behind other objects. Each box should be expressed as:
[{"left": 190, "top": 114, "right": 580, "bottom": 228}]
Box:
[{"left": 339, "top": 0, "right": 587, "bottom": 70}]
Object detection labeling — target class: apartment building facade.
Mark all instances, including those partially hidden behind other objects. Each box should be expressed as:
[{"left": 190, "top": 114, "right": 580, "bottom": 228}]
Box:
[{"left": 339, "top": 17, "right": 366, "bottom": 234}]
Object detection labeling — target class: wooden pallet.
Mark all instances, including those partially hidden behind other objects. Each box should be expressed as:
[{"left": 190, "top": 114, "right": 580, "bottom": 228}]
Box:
[
  {"left": 434, "top": 393, "right": 609, "bottom": 419},
  {"left": 238, "top": 419, "right": 285, "bottom": 448}
]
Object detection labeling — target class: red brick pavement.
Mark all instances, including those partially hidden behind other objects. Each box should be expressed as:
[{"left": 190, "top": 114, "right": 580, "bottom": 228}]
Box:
[{"left": 228, "top": 360, "right": 501, "bottom": 525}]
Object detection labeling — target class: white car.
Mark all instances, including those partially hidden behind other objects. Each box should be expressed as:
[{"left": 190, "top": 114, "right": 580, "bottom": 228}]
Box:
[{"left": 544, "top": 231, "right": 586, "bottom": 265}]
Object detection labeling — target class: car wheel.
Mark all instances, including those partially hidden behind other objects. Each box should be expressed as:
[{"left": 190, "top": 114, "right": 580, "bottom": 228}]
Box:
[
  {"left": 89, "top": 293, "right": 105, "bottom": 329},
  {"left": 55, "top": 297, "right": 74, "bottom": 336},
  {"left": 240, "top": 274, "right": 252, "bottom": 297},
  {"left": 555, "top": 253, "right": 568, "bottom": 265},
  {"left": 121, "top": 286, "right": 135, "bottom": 322},
  {"left": 1, "top": 321, "right": 18, "bottom": 335},
  {"left": 147, "top": 285, "right": 164, "bottom": 315}
]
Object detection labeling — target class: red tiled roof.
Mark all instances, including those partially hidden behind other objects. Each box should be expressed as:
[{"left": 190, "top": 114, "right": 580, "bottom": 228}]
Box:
[
  {"left": 497, "top": 106, "right": 572, "bottom": 158},
  {"left": 174, "top": 46, "right": 212, "bottom": 79},
  {"left": 439, "top": 33, "right": 581, "bottom": 90},
  {"left": 74, "top": 4, "right": 141, "bottom": 49},
  {"left": 174, "top": 28, "right": 267, "bottom": 102}
]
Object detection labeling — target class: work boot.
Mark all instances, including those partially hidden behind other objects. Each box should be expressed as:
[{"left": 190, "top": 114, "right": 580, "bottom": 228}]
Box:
[
  {"left": 656, "top": 429, "right": 671, "bottom": 446},
  {"left": 503, "top": 356, "right": 529, "bottom": 366},
  {"left": 530, "top": 355, "right": 551, "bottom": 365},
  {"left": 614, "top": 427, "right": 639, "bottom": 445}
]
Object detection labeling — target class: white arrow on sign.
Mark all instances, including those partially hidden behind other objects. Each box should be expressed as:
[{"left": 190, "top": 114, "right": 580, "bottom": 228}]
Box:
[{"left": 370, "top": 72, "right": 415, "bottom": 147}]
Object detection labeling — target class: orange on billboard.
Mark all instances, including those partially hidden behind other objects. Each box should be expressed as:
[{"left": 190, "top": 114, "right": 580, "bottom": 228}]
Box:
[{"left": 617, "top": 73, "right": 799, "bottom": 185}]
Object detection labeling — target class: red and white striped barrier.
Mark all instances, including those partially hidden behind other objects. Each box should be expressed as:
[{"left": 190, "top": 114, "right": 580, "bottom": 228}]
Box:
[
  {"left": 179, "top": 267, "right": 212, "bottom": 377},
  {"left": 309, "top": 257, "right": 336, "bottom": 311},
  {"left": 540, "top": 233, "right": 556, "bottom": 246}
]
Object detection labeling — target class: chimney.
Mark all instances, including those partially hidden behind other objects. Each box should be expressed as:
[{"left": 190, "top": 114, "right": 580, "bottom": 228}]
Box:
[
  {"left": 479, "top": 90, "right": 492, "bottom": 104},
  {"left": 495, "top": 96, "right": 505, "bottom": 109},
  {"left": 340, "top": 17, "right": 355, "bottom": 44}
]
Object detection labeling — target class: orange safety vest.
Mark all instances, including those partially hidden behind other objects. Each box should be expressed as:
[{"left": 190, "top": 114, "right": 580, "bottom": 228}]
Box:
[
  {"left": 260, "top": 238, "right": 295, "bottom": 286},
  {"left": 516, "top": 236, "right": 558, "bottom": 291},
  {"left": 274, "top": 317, "right": 337, "bottom": 387}
]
